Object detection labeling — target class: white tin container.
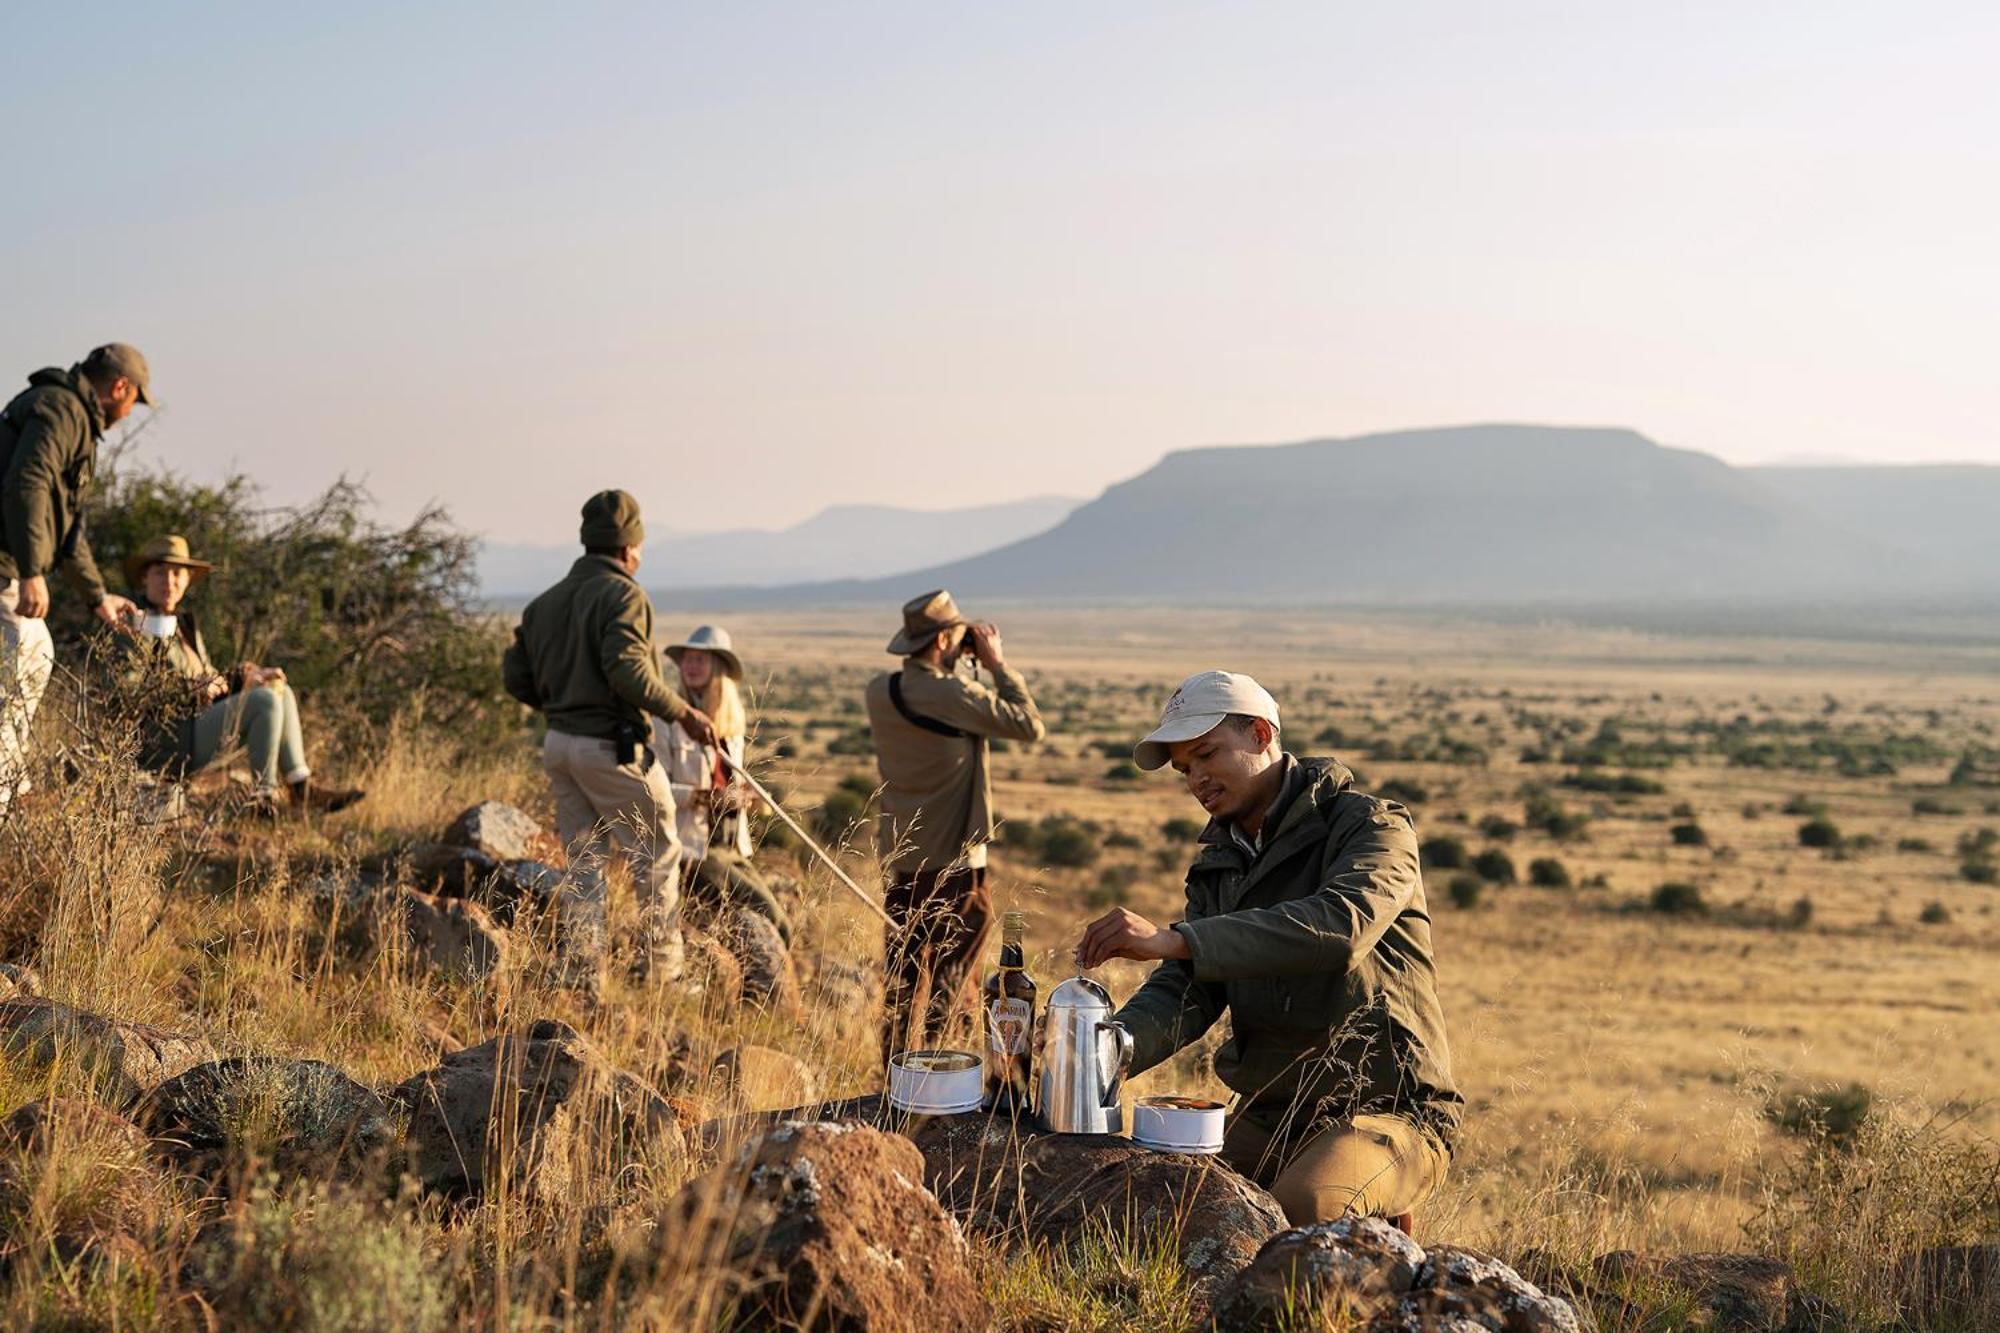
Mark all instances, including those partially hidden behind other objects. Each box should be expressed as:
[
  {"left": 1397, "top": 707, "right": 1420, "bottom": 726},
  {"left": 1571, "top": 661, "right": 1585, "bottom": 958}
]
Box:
[
  {"left": 886, "top": 1049, "right": 984, "bottom": 1114},
  {"left": 1131, "top": 1095, "right": 1227, "bottom": 1154}
]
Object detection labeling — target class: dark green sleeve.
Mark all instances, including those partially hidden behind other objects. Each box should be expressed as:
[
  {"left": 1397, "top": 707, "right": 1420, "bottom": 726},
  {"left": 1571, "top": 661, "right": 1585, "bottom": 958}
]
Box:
[
  {"left": 501, "top": 622, "right": 538, "bottom": 708},
  {"left": 1178, "top": 810, "right": 1420, "bottom": 982},
  {"left": 599, "top": 586, "right": 687, "bottom": 722},
  {"left": 59, "top": 511, "right": 108, "bottom": 604},
  {"left": 2, "top": 404, "right": 68, "bottom": 579},
  {"left": 1113, "top": 951, "right": 1226, "bottom": 1076}
]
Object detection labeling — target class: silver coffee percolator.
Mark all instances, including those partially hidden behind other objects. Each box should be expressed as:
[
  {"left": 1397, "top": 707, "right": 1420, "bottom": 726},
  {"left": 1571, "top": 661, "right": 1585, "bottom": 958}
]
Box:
[{"left": 1038, "top": 976, "right": 1133, "bottom": 1134}]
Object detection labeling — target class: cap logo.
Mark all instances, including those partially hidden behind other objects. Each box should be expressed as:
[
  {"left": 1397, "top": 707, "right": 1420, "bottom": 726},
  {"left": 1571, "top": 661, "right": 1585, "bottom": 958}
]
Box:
[{"left": 1161, "top": 688, "right": 1189, "bottom": 719}]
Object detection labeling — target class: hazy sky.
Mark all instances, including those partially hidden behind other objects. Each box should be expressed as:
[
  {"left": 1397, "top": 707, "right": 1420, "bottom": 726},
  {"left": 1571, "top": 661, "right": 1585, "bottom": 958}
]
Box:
[{"left": 6, "top": 3, "right": 1997, "bottom": 541}]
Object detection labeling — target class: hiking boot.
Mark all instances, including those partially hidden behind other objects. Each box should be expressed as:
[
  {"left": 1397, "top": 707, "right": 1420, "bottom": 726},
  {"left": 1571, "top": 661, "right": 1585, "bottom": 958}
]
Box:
[{"left": 288, "top": 778, "right": 366, "bottom": 814}]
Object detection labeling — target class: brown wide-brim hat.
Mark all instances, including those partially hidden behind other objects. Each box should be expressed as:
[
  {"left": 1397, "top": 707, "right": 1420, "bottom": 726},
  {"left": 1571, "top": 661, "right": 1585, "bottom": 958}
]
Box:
[
  {"left": 123, "top": 534, "right": 213, "bottom": 588},
  {"left": 666, "top": 624, "right": 744, "bottom": 680},
  {"left": 887, "top": 588, "right": 968, "bottom": 655}
]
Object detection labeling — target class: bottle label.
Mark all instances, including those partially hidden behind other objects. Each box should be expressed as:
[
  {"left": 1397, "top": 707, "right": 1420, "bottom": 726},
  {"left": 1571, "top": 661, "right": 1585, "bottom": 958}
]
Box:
[{"left": 988, "top": 997, "right": 1031, "bottom": 1057}]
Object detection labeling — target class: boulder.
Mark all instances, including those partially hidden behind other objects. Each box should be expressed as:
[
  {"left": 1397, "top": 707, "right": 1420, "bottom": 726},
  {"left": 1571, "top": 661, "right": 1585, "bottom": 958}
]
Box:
[
  {"left": 442, "top": 800, "right": 560, "bottom": 863},
  {"left": 399, "top": 889, "right": 509, "bottom": 979},
  {"left": 1, "top": 1096, "right": 148, "bottom": 1155},
  {"left": 713, "top": 1045, "right": 820, "bottom": 1113},
  {"left": 1591, "top": 1252, "right": 1804, "bottom": 1331},
  {"left": 659, "top": 1121, "right": 989, "bottom": 1332},
  {"left": 392, "top": 1018, "right": 680, "bottom": 1201},
  {"left": 724, "top": 907, "right": 800, "bottom": 1011},
  {"left": 0, "top": 998, "right": 216, "bottom": 1107},
  {"left": 805, "top": 956, "right": 879, "bottom": 1013},
  {"left": 1896, "top": 1244, "right": 1998, "bottom": 1329},
  {"left": 407, "top": 845, "right": 569, "bottom": 923},
  {"left": 140, "top": 1056, "right": 396, "bottom": 1182},
  {"left": 1215, "top": 1222, "right": 1585, "bottom": 1333},
  {"left": 683, "top": 925, "right": 744, "bottom": 1012}
]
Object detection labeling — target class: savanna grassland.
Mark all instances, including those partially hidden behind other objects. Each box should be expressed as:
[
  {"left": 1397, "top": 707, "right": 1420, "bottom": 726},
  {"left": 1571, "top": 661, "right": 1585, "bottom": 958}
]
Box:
[{"left": 2, "top": 602, "right": 1996, "bottom": 1330}]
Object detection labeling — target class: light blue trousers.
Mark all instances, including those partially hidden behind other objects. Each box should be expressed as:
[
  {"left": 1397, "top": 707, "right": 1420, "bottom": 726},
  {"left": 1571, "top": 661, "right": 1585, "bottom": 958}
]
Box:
[{"left": 190, "top": 684, "right": 309, "bottom": 790}]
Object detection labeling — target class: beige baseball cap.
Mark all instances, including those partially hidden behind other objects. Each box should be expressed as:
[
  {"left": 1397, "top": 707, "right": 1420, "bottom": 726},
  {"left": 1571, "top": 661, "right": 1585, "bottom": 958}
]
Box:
[{"left": 1133, "top": 670, "right": 1281, "bottom": 771}]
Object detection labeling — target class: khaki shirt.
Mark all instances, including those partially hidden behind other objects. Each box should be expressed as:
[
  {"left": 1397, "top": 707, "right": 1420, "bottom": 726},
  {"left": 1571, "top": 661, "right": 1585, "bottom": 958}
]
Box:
[{"left": 865, "top": 659, "right": 1044, "bottom": 877}]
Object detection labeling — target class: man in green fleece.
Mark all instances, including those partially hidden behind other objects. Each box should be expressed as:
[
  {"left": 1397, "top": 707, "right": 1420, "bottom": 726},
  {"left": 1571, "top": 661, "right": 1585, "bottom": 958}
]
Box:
[
  {"left": 503, "top": 490, "right": 715, "bottom": 991},
  {"left": 1076, "top": 670, "right": 1461, "bottom": 1230},
  {"left": 1, "top": 343, "right": 152, "bottom": 815}
]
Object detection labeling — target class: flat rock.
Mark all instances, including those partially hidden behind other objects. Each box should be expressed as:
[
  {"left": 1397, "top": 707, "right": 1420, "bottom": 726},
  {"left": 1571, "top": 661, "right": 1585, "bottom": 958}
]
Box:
[
  {"left": 392, "top": 1018, "right": 680, "bottom": 1201},
  {"left": 1213, "top": 1214, "right": 1424, "bottom": 1329},
  {"left": 140, "top": 1055, "right": 396, "bottom": 1182},
  {"left": 658, "top": 1120, "right": 989, "bottom": 1332},
  {"left": 442, "top": 800, "right": 560, "bottom": 863},
  {"left": 0, "top": 998, "right": 216, "bottom": 1108}
]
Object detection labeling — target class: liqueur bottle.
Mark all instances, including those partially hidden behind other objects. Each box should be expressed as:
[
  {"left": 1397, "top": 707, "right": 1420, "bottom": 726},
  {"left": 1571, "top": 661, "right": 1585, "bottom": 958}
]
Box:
[{"left": 983, "top": 911, "right": 1037, "bottom": 1111}]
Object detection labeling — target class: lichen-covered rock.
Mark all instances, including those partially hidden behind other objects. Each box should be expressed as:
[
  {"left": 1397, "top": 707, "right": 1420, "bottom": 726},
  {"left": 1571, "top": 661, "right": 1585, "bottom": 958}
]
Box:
[
  {"left": 658, "top": 1120, "right": 989, "bottom": 1332},
  {"left": 441, "top": 800, "right": 560, "bottom": 863},
  {"left": 141, "top": 1056, "right": 395, "bottom": 1182},
  {"left": 683, "top": 924, "right": 744, "bottom": 1011},
  {"left": 392, "top": 1018, "right": 679, "bottom": 1201},
  {"left": 1386, "top": 1244, "right": 1587, "bottom": 1332},
  {"left": 1591, "top": 1252, "right": 1801, "bottom": 1331},
  {"left": 724, "top": 907, "right": 799, "bottom": 1011},
  {"left": 1213, "top": 1214, "right": 1424, "bottom": 1329},
  {"left": 0, "top": 998, "right": 216, "bottom": 1108}
]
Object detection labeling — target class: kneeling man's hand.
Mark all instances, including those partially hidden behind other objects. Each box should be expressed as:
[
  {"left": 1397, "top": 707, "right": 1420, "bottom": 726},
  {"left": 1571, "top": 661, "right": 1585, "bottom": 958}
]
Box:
[{"left": 1075, "top": 907, "right": 1190, "bottom": 969}]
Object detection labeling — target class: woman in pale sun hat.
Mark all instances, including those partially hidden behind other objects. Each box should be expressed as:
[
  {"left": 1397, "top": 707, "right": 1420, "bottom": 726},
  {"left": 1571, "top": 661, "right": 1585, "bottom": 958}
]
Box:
[
  {"left": 654, "top": 624, "right": 790, "bottom": 941},
  {"left": 122, "top": 534, "right": 364, "bottom": 813}
]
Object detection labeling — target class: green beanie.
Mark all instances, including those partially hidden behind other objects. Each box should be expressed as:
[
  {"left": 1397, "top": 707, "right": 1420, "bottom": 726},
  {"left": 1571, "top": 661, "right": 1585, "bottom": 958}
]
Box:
[{"left": 580, "top": 489, "right": 645, "bottom": 548}]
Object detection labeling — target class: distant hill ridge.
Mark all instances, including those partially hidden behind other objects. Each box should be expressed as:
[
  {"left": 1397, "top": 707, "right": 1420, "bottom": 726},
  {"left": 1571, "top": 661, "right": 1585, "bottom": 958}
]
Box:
[{"left": 655, "top": 424, "right": 2000, "bottom": 610}]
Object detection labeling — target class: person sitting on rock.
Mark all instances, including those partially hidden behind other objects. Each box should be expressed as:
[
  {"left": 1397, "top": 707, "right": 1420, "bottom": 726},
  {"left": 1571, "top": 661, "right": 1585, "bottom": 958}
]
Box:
[
  {"left": 122, "top": 534, "right": 364, "bottom": 813},
  {"left": 654, "top": 624, "right": 790, "bottom": 943},
  {"left": 1073, "top": 670, "right": 1461, "bottom": 1231}
]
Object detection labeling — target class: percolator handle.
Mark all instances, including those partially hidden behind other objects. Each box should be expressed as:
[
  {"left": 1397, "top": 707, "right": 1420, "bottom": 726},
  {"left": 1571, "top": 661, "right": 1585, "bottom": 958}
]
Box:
[{"left": 1097, "top": 1021, "right": 1134, "bottom": 1110}]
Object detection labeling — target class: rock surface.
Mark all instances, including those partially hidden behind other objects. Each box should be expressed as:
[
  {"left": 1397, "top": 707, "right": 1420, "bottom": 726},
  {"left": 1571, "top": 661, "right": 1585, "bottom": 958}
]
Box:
[
  {"left": 1, "top": 1096, "right": 148, "bottom": 1155},
  {"left": 0, "top": 998, "right": 216, "bottom": 1107},
  {"left": 141, "top": 1055, "right": 396, "bottom": 1181},
  {"left": 392, "top": 1018, "right": 679, "bottom": 1200},
  {"left": 1211, "top": 1219, "right": 1585, "bottom": 1332},
  {"left": 399, "top": 888, "right": 509, "bottom": 979},
  {"left": 724, "top": 907, "right": 799, "bottom": 1011},
  {"left": 442, "top": 800, "right": 560, "bottom": 863},
  {"left": 713, "top": 1045, "right": 820, "bottom": 1114},
  {"left": 659, "top": 1120, "right": 989, "bottom": 1332},
  {"left": 0, "top": 962, "right": 42, "bottom": 1000},
  {"left": 1590, "top": 1251, "right": 1804, "bottom": 1331}
]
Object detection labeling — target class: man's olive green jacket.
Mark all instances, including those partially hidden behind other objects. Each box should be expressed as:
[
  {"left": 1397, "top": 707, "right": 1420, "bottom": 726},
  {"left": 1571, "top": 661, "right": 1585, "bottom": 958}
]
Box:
[
  {"left": 502, "top": 555, "right": 689, "bottom": 740},
  {"left": 1113, "top": 756, "right": 1463, "bottom": 1150},
  {"left": 0, "top": 367, "right": 109, "bottom": 602}
]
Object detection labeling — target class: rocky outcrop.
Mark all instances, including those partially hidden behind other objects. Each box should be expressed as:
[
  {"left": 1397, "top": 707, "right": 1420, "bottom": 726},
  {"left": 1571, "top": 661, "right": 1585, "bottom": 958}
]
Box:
[
  {"left": 1214, "top": 1218, "right": 1585, "bottom": 1332},
  {"left": 659, "top": 1121, "right": 989, "bottom": 1332},
  {"left": 713, "top": 1045, "right": 820, "bottom": 1114},
  {"left": 398, "top": 889, "right": 509, "bottom": 979},
  {"left": 1, "top": 1097, "right": 148, "bottom": 1156},
  {"left": 0, "top": 963, "right": 42, "bottom": 1001},
  {"left": 0, "top": 998, "right": 216, "bottom": 1107},
  {"left": 723, "top": 908, "right": 799, "bottom": 1011},
  {"left": 683, "top": 925, "right": 744, "bottom": 1011},
  {"left": 1587, "top": 1252, "right": 1816, "bottom": 1331},
  {"left": 441, "top": 801, "right": 560, "bottom": 864},
  {"left": 140, "top": 1055, "right": 397, "bottom": 1182},
  {"left": 392, "top": 1018, "right": 679, "bottom": 1201}
]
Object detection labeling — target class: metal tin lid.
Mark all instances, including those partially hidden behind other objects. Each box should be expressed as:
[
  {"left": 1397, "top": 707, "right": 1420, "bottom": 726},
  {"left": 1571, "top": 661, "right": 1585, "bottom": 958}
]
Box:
[{"left": 1047, "top": 975, "right": 1113, "bottom": 1012}]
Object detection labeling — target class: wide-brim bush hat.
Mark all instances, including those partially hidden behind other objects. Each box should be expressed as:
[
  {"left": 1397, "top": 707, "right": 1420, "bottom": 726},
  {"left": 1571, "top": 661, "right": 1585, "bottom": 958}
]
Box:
[
  {"left": 123, "top": 534, "right": 213, "bottom": 589},
  {"left": 666, "top": 624, "right": 743, "bottom": 680},
  {"left": 1133, "top": 670, "right": 1282, "bottom": 770},
  {"left": 887, "top": 589, "right": 968, "bottom": 655}
]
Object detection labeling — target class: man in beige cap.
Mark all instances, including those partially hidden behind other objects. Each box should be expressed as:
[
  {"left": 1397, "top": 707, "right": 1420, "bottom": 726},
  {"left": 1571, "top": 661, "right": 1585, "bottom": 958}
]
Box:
[
  {"left": 503, "top": 490, "right": 716, "bottom": 991},
  {"left": 0, "top": 343, "right": 151, "bottom": 815},
  {"left": 866, "top": 589, "right": 1044, "bottom": 1059},
  {"left": 1075, "top": 670, "right": 1461, "bottom": 1231}
]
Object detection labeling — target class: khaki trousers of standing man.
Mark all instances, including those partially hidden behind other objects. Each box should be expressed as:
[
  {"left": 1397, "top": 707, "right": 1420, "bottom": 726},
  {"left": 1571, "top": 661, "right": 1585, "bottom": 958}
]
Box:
[
  {"left": 541, "top": 729, "right": 684, "bottom": 985},
  {"left": 0, "top": 578, "right": 55, "bottom": 816}
]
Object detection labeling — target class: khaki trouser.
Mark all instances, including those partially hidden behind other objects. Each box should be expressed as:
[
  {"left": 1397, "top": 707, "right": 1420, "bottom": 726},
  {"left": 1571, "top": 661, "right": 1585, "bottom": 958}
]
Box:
[
  {"left": 541, "top": 729, "right": 684, "bottom": 984},
  {"left": 881, "top": 865, "right": 991, "bottom": 1063},
  {"left": 1223, "top": 1104, "right": 1449, "bottom": 1226},
  {"left": 0, "top": 578, "right": 55, "bottom": 815}
]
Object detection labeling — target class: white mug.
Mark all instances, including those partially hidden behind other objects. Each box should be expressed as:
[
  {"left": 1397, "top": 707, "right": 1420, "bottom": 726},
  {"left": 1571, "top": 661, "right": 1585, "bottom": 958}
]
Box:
[{"left": 141, "top": 613, "right": 178, "bottom": 640}]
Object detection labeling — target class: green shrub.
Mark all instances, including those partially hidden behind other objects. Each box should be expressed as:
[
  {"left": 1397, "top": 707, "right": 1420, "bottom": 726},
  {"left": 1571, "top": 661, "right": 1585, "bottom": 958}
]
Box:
[
  {"left": 1798, "top": 817, "right": 1842, "bottom": 849},
  {"left": 1419, "top": 837, "right": 1467, "bottom": 870},
  {"left": 1446, "top": 874, "right": 1484, "bottom": 909},
  {"left": 1036, "top": 817, "right": 1099, "bottom": 869},
  {"left": 1919, "top": 901, "right": 1952, "bottom": 924},
  {"left": 1159, "top": 817, "right": 1203, "bottom": 842},
  {"left": 1764, "top": 1082, "right": 1873, "bottom": 1150},
  {"left": 1104, "top": 828, "right": 1142, "bottom": 849},
  {"left": 1561, "top": 770, "right": 1665, "bottom": 796},
  {"left": 1477, "top": 815, "right": 1518, "bottom": 842},
  {"left": 1911, "top": 796, "right": 1959, "bottom": 816},
  {"left": 1471, "top": 849, "right": 1516, "bottom": 884},
  {"left": 1896, "top": 837, "right": 1935, "bottom": 854},
  {"left": 1962, "top": 858, "right": 1998, "bottom": 885},
  {"left": 1102, "top": 761, "right": 1143, "bottom": 783},
  {"left": 1528, "top": 857, "right": 1571, "bottom": 888},
  {"left": 1377, "top": 778, "right": 1429, "bottom": 806},
  {"left": 1649, "top": 881, "right": 1706, "bottom": 915},
  {"left": 1782, "top": 794, "right": 1828, "bottom": 816},
  {"left": 1788, "top": 896, "right": 1814, "bottom": 927},
  {"left": 1669, "top": 822, "right": 1708, "bottom": 846},
  {"left": 825, "top": 726, "right": 874, "bottom": 756}
]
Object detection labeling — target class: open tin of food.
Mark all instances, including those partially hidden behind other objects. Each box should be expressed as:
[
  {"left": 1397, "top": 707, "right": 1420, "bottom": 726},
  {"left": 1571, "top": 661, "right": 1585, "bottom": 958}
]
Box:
[
  {"left": 886, "top": 1049, "right": 984, "bottom": 1114},
  {"left": 1131, "top": 1095, "right": 1227, "bottom": 1154}
]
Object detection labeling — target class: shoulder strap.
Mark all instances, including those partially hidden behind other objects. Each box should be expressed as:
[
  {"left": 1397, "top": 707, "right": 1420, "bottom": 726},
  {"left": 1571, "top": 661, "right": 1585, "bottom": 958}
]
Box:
[{"left": 888, "top": 672, "right": 969, "bottom": 739}]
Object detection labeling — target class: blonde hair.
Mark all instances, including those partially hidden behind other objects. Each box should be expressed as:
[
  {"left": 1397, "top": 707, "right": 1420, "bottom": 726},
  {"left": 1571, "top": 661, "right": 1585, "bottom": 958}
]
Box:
[{"left": 695, "top": 673, "right": 746, "bottom": 741}]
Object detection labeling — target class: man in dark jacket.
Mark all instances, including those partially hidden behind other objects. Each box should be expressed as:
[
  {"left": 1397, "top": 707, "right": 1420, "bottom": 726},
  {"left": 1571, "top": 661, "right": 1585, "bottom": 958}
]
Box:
[
  {"left": 503, "top": 490, "right": 715, "bottom": 991},
  {"left": 1076, "top": 670, "right": 1461, "bottom": 1228},
  {"left": 1, "top": 344, "right": 151, "bottom": 814}
]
